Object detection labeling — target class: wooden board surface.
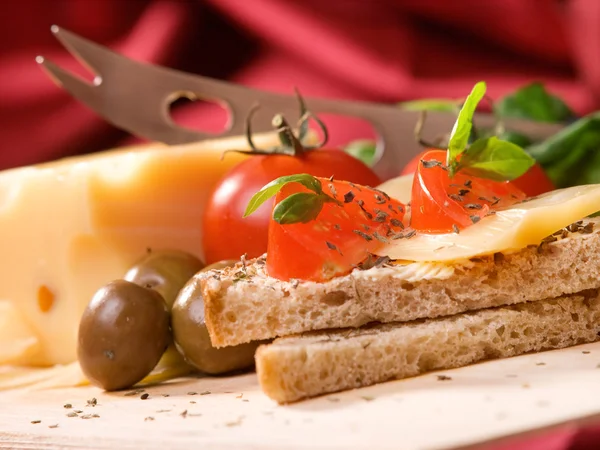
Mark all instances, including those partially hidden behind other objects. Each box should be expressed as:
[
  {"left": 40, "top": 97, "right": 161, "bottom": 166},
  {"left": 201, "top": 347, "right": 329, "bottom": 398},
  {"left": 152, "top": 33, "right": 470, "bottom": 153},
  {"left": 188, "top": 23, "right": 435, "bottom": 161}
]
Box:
[{"left": 2, "top": 341, "right": 600, "bottom": 450}]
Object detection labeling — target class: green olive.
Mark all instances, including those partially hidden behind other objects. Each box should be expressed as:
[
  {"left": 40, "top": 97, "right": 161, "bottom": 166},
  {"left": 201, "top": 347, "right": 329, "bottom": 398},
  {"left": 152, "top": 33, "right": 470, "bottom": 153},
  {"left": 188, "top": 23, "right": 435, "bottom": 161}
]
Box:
[
  {"left": 172, "top": 260, "right": 260, "bottom": 375},
  {"left": 124, "top": 250, "right": 205, "bottom": 309},
  {"left": 77, "top": 280, "right": 170, "bottom": 391}
]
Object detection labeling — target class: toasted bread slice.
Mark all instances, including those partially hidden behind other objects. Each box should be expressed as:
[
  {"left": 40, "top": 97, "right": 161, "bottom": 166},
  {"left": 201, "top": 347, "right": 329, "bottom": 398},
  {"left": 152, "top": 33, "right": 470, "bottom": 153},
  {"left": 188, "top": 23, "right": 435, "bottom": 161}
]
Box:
[
  {"left": 202, "top": 218, "right": 600, "bottom": 347},
  {"left": 256, "top": 289, "right": 600, "bottom": 403}
]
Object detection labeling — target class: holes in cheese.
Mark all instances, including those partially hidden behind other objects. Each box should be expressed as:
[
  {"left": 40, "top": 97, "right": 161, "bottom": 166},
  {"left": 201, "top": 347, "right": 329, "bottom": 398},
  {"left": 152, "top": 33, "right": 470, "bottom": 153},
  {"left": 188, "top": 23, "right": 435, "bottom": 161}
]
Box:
[
  {"left": 37, "top": 285, "right": 55, "bottom": 313},
  {"left": 375, "top": 184, "right": 600, "bottom": 262}
]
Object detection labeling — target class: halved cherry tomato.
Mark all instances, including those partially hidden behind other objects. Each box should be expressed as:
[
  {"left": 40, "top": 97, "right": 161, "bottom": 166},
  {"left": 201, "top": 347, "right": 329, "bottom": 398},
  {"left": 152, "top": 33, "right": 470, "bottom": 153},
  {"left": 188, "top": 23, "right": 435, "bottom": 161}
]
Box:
[
  {"left": 266, "top": 177, "right": 406, "bottom": 282},
  {"left": 203, "top": 150, "right": 381, "bottom": 265},
  {"left": 410, "top": 150, "right": 526, "bottom": 234},
  {"left": 401, "top": 149, "right": 554, "bottom": 198},
  {"left": 400, "top": 149, "right": 436, "bottom": 176}
]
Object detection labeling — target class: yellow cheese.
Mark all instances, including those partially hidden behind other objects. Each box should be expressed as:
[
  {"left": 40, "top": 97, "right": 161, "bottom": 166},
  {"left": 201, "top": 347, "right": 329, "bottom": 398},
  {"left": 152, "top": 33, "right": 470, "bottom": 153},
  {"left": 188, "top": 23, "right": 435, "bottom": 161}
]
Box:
[
  {"left": 0, "top": 301, "right": 40, "bottom": 365},
  {"left": 376, "top": 173, "right": 414, "bottom": 204},
  {"left": 0, "top": 131, "right": 306, "bottom": 367},
  {"left": 376, "top": 184, "right": 600, "bottom": 262}
]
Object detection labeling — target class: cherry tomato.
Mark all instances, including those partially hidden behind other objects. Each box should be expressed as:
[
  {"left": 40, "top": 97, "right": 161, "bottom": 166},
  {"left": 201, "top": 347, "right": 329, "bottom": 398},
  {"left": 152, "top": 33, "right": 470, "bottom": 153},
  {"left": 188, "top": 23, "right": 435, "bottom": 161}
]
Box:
[
  {"left": 266, "top": 177, "right": 407, "bottom": 282},
  {"left": 410, "top": 150, "right": 526, "bottom": 234},
  {"left": 510, "top": 162, "right": 555, "bottom": 197},
  {"left": 400, "top": 149, "right": 435, "bottom": 176},
  {"left": 202, "top": 150, "right": 381, "bottom": 265},
  {"left": 401, "top": 149, "right": 554, "bottom": 198}
]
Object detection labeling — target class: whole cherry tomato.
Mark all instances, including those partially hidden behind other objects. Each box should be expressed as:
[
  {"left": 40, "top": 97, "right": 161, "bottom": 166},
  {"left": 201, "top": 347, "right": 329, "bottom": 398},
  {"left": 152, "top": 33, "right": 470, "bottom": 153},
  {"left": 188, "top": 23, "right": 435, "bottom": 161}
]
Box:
[
  {"left": 202, "top": 137, "right": 381, "bottom": 265},
  {"left": 510, "top": 162, "right": 555, "bottom": 197}
]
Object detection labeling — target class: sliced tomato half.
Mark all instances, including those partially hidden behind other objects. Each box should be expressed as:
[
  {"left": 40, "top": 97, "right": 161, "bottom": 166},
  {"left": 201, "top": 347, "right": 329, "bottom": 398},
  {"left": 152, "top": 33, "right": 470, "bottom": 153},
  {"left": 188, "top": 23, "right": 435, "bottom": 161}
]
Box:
[
  {"left": 410, "top": 150, "right": 527, "bottom": 234},
  {"left": 402, "top": 149, "right": 554, "bottom": 198},
  {"left": 266, "top": 178, "right": 407, "bottom": 282}
]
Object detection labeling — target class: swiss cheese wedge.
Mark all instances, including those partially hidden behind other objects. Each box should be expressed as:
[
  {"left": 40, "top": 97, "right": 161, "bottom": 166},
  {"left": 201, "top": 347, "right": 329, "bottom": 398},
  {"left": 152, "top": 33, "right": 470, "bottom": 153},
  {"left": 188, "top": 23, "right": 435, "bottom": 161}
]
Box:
[
  {"left": 0, "top": 131, "right": 314, "bottom": 366},
  {"left": 0, "top": 301, "right": 40, "bottom": 365}
]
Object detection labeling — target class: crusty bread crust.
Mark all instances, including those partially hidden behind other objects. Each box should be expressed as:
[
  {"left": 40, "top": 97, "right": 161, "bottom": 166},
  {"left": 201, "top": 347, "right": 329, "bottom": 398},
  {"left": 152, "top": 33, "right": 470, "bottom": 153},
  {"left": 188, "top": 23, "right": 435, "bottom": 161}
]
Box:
[
  {"left": 202, "top": 218, "right": 600, "bottom": 347},
  {"left": 256, "top": 289, "right": 600, "bottom": 403}
]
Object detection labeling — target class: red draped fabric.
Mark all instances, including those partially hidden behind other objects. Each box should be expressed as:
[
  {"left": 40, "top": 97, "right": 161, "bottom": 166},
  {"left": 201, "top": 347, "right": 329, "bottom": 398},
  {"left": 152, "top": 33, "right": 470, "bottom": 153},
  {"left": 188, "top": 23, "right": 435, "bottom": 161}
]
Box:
[
  {"left": 1, "top": 0, "right": 599, "bottom": 172},
  {"left": 2, "top": 1, "right": 600, "bottom": 447}
]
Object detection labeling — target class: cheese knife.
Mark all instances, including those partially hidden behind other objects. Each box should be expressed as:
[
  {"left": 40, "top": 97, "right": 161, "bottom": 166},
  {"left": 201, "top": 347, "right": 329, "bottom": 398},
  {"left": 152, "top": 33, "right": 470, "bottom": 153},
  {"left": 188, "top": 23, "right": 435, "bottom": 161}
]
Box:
[{"left": 36, "top": 26, "right": 565, "bottom": 180}]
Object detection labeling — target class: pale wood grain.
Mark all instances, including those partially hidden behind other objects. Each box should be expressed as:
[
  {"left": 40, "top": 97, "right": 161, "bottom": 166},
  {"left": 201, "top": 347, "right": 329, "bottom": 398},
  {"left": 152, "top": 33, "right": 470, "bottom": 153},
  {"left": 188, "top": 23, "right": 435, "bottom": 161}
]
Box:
[{"left": 2, "top": 342, "right": 600, "bottom": 450}]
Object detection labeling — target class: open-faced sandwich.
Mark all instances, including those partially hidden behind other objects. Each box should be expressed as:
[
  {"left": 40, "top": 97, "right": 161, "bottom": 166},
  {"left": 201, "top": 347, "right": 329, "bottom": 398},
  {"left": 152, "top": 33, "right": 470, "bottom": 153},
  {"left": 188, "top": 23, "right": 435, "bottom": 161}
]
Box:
[
  {"left": 3, "top": 79, "right": 600, "bottom": 409},
  {"left": 194, "top": 82, "right": 600, "bottom": 403}
]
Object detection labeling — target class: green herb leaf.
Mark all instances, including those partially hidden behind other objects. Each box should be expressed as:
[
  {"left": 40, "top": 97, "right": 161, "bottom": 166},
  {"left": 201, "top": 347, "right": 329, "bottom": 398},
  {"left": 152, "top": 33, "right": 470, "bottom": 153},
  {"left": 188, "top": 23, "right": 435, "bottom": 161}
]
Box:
[
  {"left": 272, "top": 192, "right": 325, "bottom": 224},
  {"left": 447, "top": 81, "right": 487, "bottom": 170},
  {"left": 243, "top": 173, "right": 322, "bottom": 218},
  {"left": 398, "top": 99, "right": 461, "bottom": 113},
  {"left": 496, "top": 130, "right": 534, "bottom": 148},
  {"left": 457, "top": 136, "right": 535, "bottom": 181},
  {"left": 344, "top": 139, "right": 376, "bottom": 166},
  {"left": 495, "top": 82, "right": 574, "bottom": 123},
  {"left": 529, "top": 112, "right": 600, "bottom": 188},
  {"left": 527, "top": 112, "right": 600, "bottom": 165}
]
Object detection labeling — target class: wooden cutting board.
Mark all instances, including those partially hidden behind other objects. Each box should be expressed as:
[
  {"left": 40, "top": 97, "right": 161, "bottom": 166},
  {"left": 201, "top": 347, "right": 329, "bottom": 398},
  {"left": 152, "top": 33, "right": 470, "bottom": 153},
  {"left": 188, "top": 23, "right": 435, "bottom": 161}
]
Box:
[{"left": 2, "top": 341, "right": 600, "bottom": 450}]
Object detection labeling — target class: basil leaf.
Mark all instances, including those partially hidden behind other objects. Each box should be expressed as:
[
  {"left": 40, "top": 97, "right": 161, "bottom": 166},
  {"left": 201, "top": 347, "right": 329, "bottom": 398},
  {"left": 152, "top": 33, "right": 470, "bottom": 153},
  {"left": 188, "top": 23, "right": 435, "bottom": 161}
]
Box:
[
  {"left": 496, "top": 130, "right": 533, "bottom": 148},
  {"left": 537, "top": 117, "right": 600, "bottom": 188},
  {"left": 495, "top": 82, "right": 574, "bottom": 123},
  {"left": 272, "top": 192, "right": 325, "bottom": 224},
  {"left": 458, "top": 136, "right": 535, "bottom": 181},
  {"left": 447, "top": 81, "right": 487, "bottom": 168},
  {"left": 577, "top": 142, "right": 600, "bottom": 185},
  {"left": 527, "top": 112, "right": 600, "bottom": 165},
  {"left": 399, "top": 99, "right": 460, "bottom": 113},
  {"left": 344, "top": 139, "right": 376, "bottom": 166},
  {"left": 244, "top": 173, "right": 322, "bottom": 218}
]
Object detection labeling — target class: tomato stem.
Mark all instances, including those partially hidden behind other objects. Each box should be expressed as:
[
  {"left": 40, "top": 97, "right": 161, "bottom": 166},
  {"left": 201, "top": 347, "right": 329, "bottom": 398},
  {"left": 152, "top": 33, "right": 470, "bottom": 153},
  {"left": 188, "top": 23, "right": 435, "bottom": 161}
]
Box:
[
  {"left": 272, "top": 114, "right": 306, "bottom": 155},
  {"left": 230, "top": 89, "right": 331, "bottom": 158}
]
